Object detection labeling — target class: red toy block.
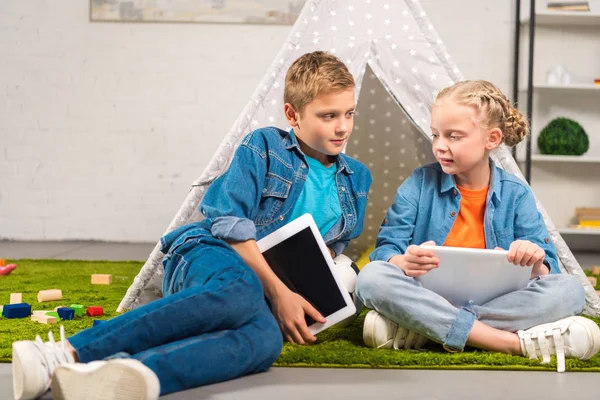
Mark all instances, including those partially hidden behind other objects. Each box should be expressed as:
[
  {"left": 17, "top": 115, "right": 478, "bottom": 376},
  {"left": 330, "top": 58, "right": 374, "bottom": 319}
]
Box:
[
  {"left": 0, "top": 264, "right": 17, "bottom": 276},
  {"left": 86, "top": 306, "right": 104, "bottom": 317}
]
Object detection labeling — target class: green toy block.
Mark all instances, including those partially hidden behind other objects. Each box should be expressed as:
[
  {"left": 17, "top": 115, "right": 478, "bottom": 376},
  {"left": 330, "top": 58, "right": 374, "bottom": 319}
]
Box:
[
  {"left": 45, "top": 311, "right": 60, "bottom": 321},
  {"left": 70, "top": 304, "right": 85, "bottom": 317}
]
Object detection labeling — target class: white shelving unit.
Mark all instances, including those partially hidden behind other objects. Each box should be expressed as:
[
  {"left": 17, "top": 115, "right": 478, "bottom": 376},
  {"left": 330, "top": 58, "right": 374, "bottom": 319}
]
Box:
[
  {"left": 518, "top": 1, "right": 600, "bottom": 260},
  {"left": 522, "top": 10, "right": 600, "bottom": 26},
  {"left": 531, "top": 154, "right": 600, "bottom": 163},
  {"left": 520, "top": 84, "right": 600, "bottom": 92},
  {"left": 559, "top": 228, "right": 600, "bottom": 235}
]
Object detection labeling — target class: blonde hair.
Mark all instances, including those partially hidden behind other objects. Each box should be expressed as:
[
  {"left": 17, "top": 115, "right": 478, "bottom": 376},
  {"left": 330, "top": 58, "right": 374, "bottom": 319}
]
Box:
[
  {"left": 434, "top": 80, "right": 529, "bottom": 147},
  {"left": 284, "top": 51, "right": 355, "bottom": 112}
]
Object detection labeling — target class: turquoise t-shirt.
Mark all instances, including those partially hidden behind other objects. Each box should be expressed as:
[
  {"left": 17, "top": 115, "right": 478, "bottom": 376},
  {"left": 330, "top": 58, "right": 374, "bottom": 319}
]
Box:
[{"left": 289, "top": 155, "right": 342, "bottom": 237}]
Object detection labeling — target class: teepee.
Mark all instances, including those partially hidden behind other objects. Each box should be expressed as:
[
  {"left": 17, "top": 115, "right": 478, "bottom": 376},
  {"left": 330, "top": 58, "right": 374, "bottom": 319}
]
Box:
[{"left": 117, "top": 0, "right": 599, "bottom": 316}]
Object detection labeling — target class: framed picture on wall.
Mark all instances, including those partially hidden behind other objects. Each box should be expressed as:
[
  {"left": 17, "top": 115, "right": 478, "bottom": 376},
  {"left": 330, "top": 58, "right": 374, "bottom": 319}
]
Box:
[{"left": 90, "top": 0, "right": 305, "bottom": 25}]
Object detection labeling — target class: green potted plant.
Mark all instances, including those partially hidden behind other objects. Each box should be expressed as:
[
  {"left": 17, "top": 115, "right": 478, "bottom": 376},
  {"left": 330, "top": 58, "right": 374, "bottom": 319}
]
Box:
[{"left": 537, "top": 117, "right": 589, "bottom": 156}]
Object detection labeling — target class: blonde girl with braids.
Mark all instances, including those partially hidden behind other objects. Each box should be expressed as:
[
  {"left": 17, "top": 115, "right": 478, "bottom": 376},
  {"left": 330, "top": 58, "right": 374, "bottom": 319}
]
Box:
[{"left": 356, "top": 80, "right": 600, "bottom": 371}]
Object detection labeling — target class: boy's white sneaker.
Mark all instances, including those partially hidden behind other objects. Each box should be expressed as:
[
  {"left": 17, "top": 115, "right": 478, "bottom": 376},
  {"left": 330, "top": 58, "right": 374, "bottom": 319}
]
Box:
[
  {"left": 12, "top": 325, "right": 75, "bottom": 400},
  {"left": 518, "top": 316, "right": 600, "bottom": 372},
  {"left": 363, "top": 310, "right": 428, "bottom": 350},
  {"left": 51, "top": 358, "right": 160, "bottom": 400}
]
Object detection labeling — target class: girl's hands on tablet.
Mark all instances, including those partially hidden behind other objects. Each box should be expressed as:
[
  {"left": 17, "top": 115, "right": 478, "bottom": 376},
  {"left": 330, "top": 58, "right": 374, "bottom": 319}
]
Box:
[
  {"left": 270, "top": 286, "right": 326, "bottom": 345},
  {"left": 502, "top": 240, "right": 548, "bottom": 277},
  {"left": 390, "top": 240, "right": 439, "bottom": 277}
]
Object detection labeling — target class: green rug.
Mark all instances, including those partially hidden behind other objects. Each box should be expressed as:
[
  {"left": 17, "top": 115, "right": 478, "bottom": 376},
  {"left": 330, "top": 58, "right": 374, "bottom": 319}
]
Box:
[{"left": 2, "top": 260, "right": 600, "bottom": 372}]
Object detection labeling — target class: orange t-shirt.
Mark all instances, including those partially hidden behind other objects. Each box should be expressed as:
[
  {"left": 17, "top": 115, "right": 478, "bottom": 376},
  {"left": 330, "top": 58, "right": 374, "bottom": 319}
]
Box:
[{"left": 444, "top": 185, "right": 489, "bottom": 249}]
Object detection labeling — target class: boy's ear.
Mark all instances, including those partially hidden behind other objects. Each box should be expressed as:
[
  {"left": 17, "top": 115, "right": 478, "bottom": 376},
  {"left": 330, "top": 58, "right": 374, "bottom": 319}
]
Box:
[
  {"left": 284, "top": 103, "right": 299, "bottom": 127},
  {"left": 486, "top": 127, "right": 502, "bottom": 150}
]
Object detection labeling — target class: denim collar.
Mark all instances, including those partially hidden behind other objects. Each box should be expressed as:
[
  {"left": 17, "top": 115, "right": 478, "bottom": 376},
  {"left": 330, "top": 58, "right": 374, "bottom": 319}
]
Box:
[
  {"left": 440, "top": 158, "right": 502, "bottom": 203},
  {"left": 282, "top": 128, "right": 354, "bottom": 175}
]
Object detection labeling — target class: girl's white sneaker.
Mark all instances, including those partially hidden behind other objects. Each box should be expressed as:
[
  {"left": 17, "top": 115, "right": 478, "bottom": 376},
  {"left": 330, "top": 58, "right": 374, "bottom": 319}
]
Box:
[{"left": 518, "top": 316, "right": 600, "bottom": 372}]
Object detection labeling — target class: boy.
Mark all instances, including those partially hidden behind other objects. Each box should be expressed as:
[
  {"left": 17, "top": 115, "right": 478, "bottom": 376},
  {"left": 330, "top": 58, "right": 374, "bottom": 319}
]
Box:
[{"left": 12, "top": 51, "right": 372, "bottom": 400}]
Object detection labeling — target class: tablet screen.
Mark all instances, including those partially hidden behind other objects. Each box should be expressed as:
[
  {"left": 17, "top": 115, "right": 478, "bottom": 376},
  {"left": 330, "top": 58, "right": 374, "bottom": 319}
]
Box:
[{"left": 262, "top": 227, "right": 347, "bottom": 326}]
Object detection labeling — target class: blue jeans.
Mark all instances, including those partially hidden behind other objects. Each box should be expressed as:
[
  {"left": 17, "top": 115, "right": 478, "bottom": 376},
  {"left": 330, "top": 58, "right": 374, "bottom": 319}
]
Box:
[
  {"left": 356, "top": 261, "right": 585, "bottom": 351},
  {"left": 69, "top": 235, "right": 283, "bottom": 395}
]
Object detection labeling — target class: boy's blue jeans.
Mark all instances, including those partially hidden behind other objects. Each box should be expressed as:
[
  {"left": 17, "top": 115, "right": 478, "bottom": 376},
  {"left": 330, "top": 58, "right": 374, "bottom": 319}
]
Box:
[
  {"left": 356, "top": 261, "right": 585, "bottom": 351},
  {"left": 69, "top": 235, "right": 283, "bottom": 395}
]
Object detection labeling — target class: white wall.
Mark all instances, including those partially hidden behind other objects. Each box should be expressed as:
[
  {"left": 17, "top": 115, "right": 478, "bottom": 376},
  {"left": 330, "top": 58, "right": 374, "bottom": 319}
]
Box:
[{"left": 0, "top": 0, "right": 515, "bottom": 242}]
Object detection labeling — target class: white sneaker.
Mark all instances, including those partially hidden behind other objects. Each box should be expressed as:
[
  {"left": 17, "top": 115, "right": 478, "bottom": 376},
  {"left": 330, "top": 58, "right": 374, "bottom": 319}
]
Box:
[
  {"left": 518, "top": 316, "right": 600, "bottom": 372},
  {"left": 51, "top": 358, "right": 160, "bottom": 400},
  {"left": 12, "top": 325, "right": 75, "bottom": 400},
  {"left": 363, "top": 310, "right": 428, "bottom": 350}
]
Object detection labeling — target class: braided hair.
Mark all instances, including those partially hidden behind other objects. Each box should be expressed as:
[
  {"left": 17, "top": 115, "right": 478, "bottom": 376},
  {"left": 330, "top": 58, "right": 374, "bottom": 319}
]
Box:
[{"left": 434, "top": 80, "right": 528, "bottom": 147}]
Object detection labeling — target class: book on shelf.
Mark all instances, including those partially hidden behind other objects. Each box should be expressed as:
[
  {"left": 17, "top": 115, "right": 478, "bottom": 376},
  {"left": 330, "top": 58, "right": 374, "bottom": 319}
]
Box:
[
  {"left": 569, "top": 224, "right": 600, "bottom": 230},
  {"left": 579, "top": 220, "right": 600, "bottom": 227},
  {"left": 576, "top": 207, "right": 600, "bottom": 217},
  {"left": 547, "top": 1, "right": 591, "bottom": 11}
]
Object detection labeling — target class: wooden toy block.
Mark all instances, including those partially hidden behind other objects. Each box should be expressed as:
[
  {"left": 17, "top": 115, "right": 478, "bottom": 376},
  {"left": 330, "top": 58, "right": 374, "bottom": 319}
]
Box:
[
  {"left": 592, "top": 266, "right": 600, "bottom": 276},
  {"left": 70, "top": 304, "right": 85, "bottom": 317},
  {"left": 57, "top": 307, "right": 75, "bottom": 320},
  {"left": 31, "top": 314, "right": 57, "bottom": 324},
  {"left": 10, "top": 293, "right": 22, "bottom": 304},
  {"left": 0, "top": 259, "right": 5, "bottom": 266},
  {"left": 45, "top": 311, "right": 60, "bottom": 320},
  {"left": 93, "top": 319, "right": 105, "bottom": 327},
  {"left": 86, "top": 306, "right": 104, "bottom": 317},
  {"left": 2, "top": 303, "right": 31, "bottom": 319},
  {"left": 91, "top": 274, "right": 112, "bottom": 285},
  {"left": 32, "top": 310, "right": 50, "bottom": 317},
  {"left": 37, "top": 289, "right": 62, "bottom": 302},
  {"left": 588, "top": 276, "right": 597, "bottom": 287}
]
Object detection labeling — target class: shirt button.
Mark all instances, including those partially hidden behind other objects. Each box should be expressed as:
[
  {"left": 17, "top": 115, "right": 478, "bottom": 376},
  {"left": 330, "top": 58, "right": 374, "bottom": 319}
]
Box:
[
  {"left": 279, "top": 215, "right": 284, "bottom": 221},
  {"left": 301, "top": 164, "right": 306, "bottom": 169},
  {"left": 545, "top": 237, "right": 550, "bottom": 243},
  {"left": 450, "top": 211, "right": 457, "bottom": 217},
  {"left": 262, "top": 188, "right": 267, "bottom": 193},
  {"left": 341, "top": 187, "right": 346, "bottom": 192},
  {"left": 453, "top": 189, "right": 458, "bottom": 195}
]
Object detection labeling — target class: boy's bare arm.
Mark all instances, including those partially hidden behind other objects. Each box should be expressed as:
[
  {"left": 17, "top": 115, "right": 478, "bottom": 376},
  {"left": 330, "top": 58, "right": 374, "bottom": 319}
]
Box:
[{"left": 227, "top": 239, "right": 326, "bottom": 344}]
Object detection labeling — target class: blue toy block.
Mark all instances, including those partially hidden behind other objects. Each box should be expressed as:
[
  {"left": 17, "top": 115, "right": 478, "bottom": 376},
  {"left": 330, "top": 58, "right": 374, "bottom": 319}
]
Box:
[
  {"left": 2, "top": 303, "right": 31, "bottom": 319},
  {"left": 57, "top": 307, "right": 75, "bottom": 321},
  {"left": 93, "top": 319, "right": 105, "bottom": 327}
]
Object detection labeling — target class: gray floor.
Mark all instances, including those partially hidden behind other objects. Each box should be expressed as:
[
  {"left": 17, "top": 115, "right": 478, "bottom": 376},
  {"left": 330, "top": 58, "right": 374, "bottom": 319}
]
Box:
[{"left": 1, "top": 240, "right": 599, "bottom": 400}]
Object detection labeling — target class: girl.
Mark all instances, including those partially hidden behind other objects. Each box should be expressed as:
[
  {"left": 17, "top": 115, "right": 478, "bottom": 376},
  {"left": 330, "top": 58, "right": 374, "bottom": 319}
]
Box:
[{"left": 356, "top": 80, "right": 600, "bottom": 372}]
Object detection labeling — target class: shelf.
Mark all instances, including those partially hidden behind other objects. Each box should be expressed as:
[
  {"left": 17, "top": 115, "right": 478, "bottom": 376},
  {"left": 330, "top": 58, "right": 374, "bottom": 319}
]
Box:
[
  {"left": 531, "top": 154, "right": 600, "bottom": 163},
  {"left": 520, "top": 84, "right": 600, "bottom": 92},
  {"left": 559, "top": 228, "right": 600, "bottom": 235},
  {"left": 521, "top": 11, "right": 600, "bottom": 26}
]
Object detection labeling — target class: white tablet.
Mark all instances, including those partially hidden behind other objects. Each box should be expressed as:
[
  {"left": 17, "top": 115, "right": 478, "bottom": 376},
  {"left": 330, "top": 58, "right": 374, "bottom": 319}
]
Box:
[
  {"left": 416, "top": 245, "right": 532, "bottom": 307},
  {"left": 256, "top": 213, "right": 357, "bottom": 335}
]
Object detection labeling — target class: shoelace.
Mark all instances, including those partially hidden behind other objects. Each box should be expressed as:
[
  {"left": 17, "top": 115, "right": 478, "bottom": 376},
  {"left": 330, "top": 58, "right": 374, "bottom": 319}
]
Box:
[
  {"left": 32, "top": 325, "right": 72, "bottom": 386},
  {"left": 392, "top": 327, "right": 428, "bottom": 350},
  {"left": 521, "top": 327, "right": 566, "bottom": 372}
]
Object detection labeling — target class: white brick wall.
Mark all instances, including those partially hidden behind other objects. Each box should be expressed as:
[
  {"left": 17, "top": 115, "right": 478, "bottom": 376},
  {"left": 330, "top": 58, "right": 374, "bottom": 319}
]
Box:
[{"left": 0, "top": 0, "right": 514, "bottom": 242}]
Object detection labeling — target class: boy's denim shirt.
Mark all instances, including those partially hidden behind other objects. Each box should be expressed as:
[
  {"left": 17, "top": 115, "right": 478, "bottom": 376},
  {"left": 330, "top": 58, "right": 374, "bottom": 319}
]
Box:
[
  {"left": 370, "top": 161, "right": 560, "bottom": 274},
  {"left": 161, "top": 127, "right": 372, "bottom": 258}
]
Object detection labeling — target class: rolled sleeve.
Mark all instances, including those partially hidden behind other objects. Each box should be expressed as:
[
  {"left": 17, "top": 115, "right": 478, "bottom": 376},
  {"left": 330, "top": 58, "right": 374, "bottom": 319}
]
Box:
[
  {"left": 370, "top": 170, "right": 421, "bottom": 262},
  {"left": 514, "top": 189, "right": 560, "bottom": 274},
  {"left": 199, "top": 138, "right": 267, "bottom": 243},
  {"left": 210, "top": 216, "right": 257, "bottom": 242}
]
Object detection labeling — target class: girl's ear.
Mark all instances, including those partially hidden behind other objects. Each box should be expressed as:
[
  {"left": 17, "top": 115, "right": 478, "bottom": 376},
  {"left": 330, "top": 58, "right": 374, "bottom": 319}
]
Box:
[
  {"left": 284, "top": 103, "right": 299, "bottom": 127},
  {"left": 486, "top": 127, "right": 503, "bottom": 150}
]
